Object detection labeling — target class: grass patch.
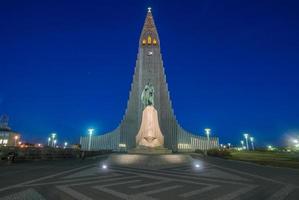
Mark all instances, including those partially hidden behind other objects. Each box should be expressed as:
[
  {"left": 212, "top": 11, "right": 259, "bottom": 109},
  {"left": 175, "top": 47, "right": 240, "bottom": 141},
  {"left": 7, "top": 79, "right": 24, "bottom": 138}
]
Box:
[{"left": 229, "top": 151, "right": 299, "bottom": 169}]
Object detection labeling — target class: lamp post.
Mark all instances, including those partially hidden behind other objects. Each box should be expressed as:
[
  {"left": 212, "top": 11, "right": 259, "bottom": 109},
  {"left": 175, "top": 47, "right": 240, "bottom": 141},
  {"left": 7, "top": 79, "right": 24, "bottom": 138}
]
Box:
[
  {"left": 244, "top": 133, "right": 249, "bottom": 150},
  {"left": 88, "top": 128, "right": 94, "bottom": 151},
  {"left": 51, "top": 133, "right": 56, "bottom": 147},
  {"left": 53, "top": 139, "right": 57, "bottom": 148},
  {"left": 14, "top": 135, "right": 19, "bottom": 146},
  {"left": 228, "top": 143, "right": 231, "bottom": 149},
  {"left": 64, "top": 142, "right": 68, "bottom": 149},
  {"left": 48, "top": 137, "right": 51, "bottom": 146},
  {"left": 241, "top": 140, "right": 244, "bottom": 149},
  {"left": 250, "top": 137, "right": 254, "bottom": 151},
  {"left": 204, "top": 128, "right": 211, "bottom": 150}
]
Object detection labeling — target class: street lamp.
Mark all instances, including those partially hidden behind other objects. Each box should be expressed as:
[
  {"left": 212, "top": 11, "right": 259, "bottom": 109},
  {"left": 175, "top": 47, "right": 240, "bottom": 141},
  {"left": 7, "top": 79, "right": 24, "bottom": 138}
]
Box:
[
  {"left": 204, "top": 128, "right": 211, "bottom": 150},
  {"left": 64, "top": 142, "right": 68, "bottom": 149},
  {"left": 88, "top": 128, "right": 94, "bottom": 151},
  {"left": 53, "top": 139, "right": 57, "bottom": 148},
  {"left": 244, "top": 133, "right": 249, "bottom": 150},
  {"left": 14, "top": 135, "right": 19, "bottom": 146},
  {"left": 48, "top": 137, "right": 51, "bottom": 146},
  {"left": 250, "top": 137, "right": 254, "bottom": 151},
  {"left": 51, "top": 133, "right": 56, "bottom": 147},
  {"left": 228, "top": 143, "right": 231, "bottom": 149},
  {"left": 241, "top": 140, "right": 244, "bottom": 149}
]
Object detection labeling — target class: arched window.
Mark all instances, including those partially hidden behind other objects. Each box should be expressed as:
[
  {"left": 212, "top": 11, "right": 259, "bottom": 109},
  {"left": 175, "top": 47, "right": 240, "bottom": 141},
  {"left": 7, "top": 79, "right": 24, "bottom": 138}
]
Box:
[
  {"left": 147, "top": 36, "right": 152, "bottom": 44},
  {"left": 153, "top": 39, "right": 157, "bottom": 45},
  {"left": 142, "top": 39, "right": 146, "bottom": 45}
]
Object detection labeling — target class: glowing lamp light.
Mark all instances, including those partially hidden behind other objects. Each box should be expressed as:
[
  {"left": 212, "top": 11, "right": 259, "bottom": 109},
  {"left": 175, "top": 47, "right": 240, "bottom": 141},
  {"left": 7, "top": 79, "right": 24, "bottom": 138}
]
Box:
[
  {"left": 102, "top": 164, "right": 107, "bottom": 169},
  {"left": 88, "top": 128, "right": 94, "bottom": 135},
  {"left": 293, "top": 139, "right": 298, "bottom": 144},
  {"left": 268, "top": 145, "right": 274, "bottom": 151},
  {"left": 204, "top": 128, "right": 211, "bottom": 135},
  {"left": 195, "top": 164, "right": 200, "bottom": 168}
]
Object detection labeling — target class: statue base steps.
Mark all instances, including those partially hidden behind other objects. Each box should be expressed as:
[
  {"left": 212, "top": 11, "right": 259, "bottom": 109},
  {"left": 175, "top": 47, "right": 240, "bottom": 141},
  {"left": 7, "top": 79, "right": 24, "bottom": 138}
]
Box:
[{"left": 128, "top": 146, "right": 172, "bottom": 155}]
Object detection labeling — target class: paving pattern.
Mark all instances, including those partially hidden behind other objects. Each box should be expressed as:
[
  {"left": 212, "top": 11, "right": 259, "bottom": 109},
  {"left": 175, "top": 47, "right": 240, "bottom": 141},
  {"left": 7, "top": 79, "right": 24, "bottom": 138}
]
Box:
[{"left": 0, "top": 157, "right": 299, "bottom": 200}]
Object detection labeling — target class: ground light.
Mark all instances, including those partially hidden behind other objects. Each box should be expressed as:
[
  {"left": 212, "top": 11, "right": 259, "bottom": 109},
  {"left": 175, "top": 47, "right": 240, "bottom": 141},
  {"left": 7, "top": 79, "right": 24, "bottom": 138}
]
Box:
[
  {"left": 102, "top": 164, "right": 107, "bottom": 169},
  {"left": 192, "top": 160, "right": 203, "bottom": 170}
]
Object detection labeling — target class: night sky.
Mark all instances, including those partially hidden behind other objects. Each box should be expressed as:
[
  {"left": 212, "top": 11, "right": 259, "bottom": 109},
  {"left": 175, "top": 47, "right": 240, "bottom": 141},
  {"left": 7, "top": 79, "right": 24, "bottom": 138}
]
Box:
[{"left": 1, "top": 0, "right": 298, "bottom": 147}]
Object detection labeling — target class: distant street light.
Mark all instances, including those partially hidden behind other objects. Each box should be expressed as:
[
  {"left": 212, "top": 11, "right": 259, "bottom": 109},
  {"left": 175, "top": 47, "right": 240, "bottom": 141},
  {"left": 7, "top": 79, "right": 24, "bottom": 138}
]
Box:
[
  {"left": 48, "top": 137, "right": 51, "bottom": 146},
  {"left": 228, "top": 143, "right": 231, "bottom": 149},
  {"left": 64, "top": 142, "right": 68, "bottom": 149},
  {"left": 293, "top": 139, "right": 298, "bottom": 144},
  {"left": 204, "top": 128, "right": 211, "bottom": 150},
  {"left": 244, "top": 133, "right": 249, "bottom": 150},
  {"left": 241, "top": 140, "right": 244, "bottom": 149},
  {"left": 88, "top": 128, "right": 94, "bottom": 151},
  {"left": 14, "top": 135, "right": 19, "bottom": 146},
  {"left": 53, "top": 139, "right": 57, "bottom": 148},
  {"left": 51, "top": 133, "right": 56, "bottom": 147},
  {"left": 267, "top": 145, "right": 273, "bottom": 151},
  {"left": 250, "top": 137, "right": 255, "bottom": 151}
]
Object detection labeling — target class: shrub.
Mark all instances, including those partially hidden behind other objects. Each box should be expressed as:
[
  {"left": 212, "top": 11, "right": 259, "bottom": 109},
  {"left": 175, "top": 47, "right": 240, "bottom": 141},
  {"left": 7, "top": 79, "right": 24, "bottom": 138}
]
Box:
[
  {"left": 194, "top": 149, "right": 205, "bottom": 154},
  {"left": 207, "top": 149, "right": 231, "bottom": 158}
]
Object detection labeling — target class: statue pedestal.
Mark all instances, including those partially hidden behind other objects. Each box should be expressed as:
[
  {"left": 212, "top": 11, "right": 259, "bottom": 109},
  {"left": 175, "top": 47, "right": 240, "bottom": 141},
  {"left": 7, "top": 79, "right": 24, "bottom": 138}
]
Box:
[
  {"left": 131, "top": 105, "right": 172, "bottom": 154},
  {"left": 136, "top": 105, "right": 164, "bottom": 148},
  {"left": 128, "top": 146, "right": 172, "bottom": 155}
]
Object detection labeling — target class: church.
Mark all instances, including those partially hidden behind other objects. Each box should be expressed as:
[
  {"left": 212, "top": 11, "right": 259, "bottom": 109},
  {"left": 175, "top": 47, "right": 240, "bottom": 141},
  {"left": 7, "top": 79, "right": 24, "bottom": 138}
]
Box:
[{"left": 80, "top": 8, "right": 219, "bottom": 152}]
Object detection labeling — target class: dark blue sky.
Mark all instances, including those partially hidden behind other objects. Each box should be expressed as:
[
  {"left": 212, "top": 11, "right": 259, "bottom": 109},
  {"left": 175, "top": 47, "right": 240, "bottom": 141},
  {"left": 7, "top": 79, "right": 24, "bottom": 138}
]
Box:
[{"left": 1, "top": 0, "right": 298, "bottom": 147}]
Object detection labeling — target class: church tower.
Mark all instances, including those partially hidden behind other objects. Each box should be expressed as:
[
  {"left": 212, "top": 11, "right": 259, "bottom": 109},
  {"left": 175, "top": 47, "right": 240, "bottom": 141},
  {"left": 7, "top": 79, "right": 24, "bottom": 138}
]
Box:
[
  {"left": 119, "top": 8, "right": 178, "bottom": 150},
  {"left": 80, "top": 8, "right": 219, "bottom": 152}
]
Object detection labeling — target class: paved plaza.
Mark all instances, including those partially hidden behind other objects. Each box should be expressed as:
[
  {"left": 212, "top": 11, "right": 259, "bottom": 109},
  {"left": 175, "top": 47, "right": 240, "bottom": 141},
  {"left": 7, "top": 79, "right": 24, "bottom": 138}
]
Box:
[{"left": 0, "top": 155, "right": 299, "bottom": 200}]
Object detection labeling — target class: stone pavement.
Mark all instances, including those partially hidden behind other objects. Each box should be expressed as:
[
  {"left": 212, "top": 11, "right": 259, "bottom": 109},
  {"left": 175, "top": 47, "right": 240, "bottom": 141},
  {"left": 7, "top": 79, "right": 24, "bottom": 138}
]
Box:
[{"left": 0, "top": 156, "right": 298, "bottom": 200}]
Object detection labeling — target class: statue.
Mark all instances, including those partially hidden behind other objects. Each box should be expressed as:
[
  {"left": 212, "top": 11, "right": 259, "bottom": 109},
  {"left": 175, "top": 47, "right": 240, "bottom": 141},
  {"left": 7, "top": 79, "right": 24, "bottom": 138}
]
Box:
[
  {"left": 135, "top": 84, "right": 164, "bottom": 148},
  {"left": 141, "top": 83, "right": 154, "bottom": 107}
]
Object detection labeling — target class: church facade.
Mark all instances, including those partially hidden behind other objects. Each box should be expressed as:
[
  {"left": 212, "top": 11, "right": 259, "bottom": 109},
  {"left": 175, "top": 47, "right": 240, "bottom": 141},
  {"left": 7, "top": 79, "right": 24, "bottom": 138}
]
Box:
[{"left": 80, "top": 9, "right": 219, "bottom": 152}]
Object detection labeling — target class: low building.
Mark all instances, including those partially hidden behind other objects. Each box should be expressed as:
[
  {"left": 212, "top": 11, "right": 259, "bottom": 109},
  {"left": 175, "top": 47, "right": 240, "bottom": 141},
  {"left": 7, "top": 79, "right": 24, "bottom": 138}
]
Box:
[{"left": 0, "top": 115, "right": 21, "bottom": 147}]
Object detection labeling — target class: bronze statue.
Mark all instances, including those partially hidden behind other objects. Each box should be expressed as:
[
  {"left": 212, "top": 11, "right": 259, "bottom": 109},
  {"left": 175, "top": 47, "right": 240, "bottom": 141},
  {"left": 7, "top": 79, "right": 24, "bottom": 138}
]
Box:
[{"left": 141, "top": 83, "right": 155, "bottom": 107}]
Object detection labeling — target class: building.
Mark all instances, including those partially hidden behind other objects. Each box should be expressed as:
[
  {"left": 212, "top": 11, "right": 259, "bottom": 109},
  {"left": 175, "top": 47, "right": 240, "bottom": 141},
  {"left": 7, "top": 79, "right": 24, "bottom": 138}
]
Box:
[
  {"left": 80, "top": 8, "right": 219, "bottom": 152},
  {"left": 0, "top": 115, "right": 21, "bottom": 147}
]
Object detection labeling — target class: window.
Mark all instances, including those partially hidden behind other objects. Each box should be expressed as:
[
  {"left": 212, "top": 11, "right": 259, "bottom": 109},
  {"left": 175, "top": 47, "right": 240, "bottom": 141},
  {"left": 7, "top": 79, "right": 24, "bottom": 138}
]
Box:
[
  {"left": 0, "top": 139, "right": 2, "bottom": 144},
  {"left": 153, "top": 39, "right": 157, "bottom": 45},
  {"left": 147, "top": 36, "right": 152, "bottom": 44},
  {"left": 3, "top": 139, "right": 8, "bottom": 144},
  {"left": 142, "top": 39, "right": 146, "bottom": 45}
]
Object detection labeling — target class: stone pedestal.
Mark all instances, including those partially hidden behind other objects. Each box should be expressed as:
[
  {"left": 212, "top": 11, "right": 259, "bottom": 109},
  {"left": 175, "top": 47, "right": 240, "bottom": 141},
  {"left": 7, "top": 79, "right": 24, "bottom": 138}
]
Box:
[
  {"left": 136, "top": 106, "right": 164, "bottom": 148},
  {"left": 128, "top": 146, "right": 172, "bottom": 155}
]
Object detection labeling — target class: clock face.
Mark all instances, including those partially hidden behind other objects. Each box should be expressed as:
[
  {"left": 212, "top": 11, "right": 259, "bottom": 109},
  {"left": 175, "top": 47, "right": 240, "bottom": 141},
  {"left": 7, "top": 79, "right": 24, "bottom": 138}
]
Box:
[{"left": 148, "top": 51, "right": 153, "bottom": 56}]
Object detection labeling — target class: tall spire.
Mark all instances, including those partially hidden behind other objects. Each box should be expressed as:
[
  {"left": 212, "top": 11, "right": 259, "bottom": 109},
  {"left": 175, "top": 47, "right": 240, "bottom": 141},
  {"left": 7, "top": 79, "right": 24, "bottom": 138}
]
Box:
[{"left": 140, "top": 7, "right": 160, "bottom": 46}]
